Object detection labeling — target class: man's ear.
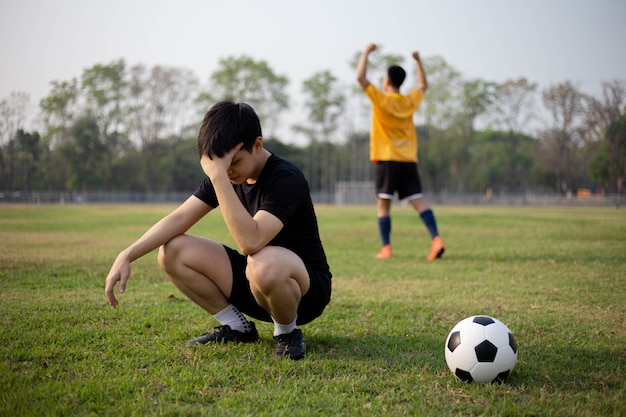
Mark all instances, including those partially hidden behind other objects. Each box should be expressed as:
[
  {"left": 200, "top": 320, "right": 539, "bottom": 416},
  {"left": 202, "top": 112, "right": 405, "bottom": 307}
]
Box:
[{"left": 254, "top": 136, "right": 263, "bottom": 151}]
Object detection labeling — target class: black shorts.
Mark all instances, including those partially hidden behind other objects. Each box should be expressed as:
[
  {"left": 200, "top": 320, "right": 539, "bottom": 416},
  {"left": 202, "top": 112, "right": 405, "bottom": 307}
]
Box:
[
  {"left": 223, "top": 245, "right": 331, "bottom": 325},
  {"left": 375, "top": 161, "right": 423, "bottom": 200}
]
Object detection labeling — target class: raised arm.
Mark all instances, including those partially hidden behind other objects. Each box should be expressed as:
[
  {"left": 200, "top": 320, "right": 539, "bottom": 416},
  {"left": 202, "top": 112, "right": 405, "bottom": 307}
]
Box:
[
  {"left": 357, "top": 43, "right": 377, "bottom": 90},
  {"left": 412, "top": 51, "right": 428, "bottom": 93}
]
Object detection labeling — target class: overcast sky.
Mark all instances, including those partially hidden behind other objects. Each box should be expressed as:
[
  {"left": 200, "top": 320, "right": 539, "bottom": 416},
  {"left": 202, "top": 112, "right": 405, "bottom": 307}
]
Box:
[{"left": 1, "top": 0, "right": 625, "bottom": 140}]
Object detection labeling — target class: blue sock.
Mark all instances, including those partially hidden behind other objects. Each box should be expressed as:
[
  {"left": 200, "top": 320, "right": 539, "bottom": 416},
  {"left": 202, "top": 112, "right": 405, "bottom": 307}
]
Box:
[
  {"left": 420, "top": 209, "right": 439, "bottom": 239},
  {"left": 378, "top": 216, "right": 391, "bottom": 246}
]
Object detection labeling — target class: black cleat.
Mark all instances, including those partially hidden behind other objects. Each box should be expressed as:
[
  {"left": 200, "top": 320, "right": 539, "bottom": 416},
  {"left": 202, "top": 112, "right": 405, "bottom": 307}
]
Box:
[
  {"left": 188, "top": 322, "right": 259, "bottom": 345},
  {"left": 273, "top": 328, "right": 305, "bottom": 360}
]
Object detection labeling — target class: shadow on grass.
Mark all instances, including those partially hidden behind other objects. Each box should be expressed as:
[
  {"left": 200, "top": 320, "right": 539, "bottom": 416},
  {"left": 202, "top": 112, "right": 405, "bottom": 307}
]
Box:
[{"left": 301, "top": 333, "right": 624, "bottom": 392}]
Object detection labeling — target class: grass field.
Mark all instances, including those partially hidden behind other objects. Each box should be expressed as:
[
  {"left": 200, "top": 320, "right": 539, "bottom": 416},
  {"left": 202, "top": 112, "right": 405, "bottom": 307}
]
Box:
[{"left": 1, "top": 204, "right": 625, "bottom": 416}]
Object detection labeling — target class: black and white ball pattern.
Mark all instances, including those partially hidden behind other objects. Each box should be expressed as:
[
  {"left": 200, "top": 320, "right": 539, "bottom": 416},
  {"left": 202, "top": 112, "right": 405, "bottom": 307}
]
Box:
[{"left": 445, "top": 315, "right": 518, "bottom": 383}]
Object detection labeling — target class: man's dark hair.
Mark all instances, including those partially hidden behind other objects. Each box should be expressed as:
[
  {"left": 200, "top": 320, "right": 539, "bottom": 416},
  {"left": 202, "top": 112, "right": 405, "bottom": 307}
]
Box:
[
  {"left": 387, "top": 65, "right": 407, "bottom": 89},
  {"left": 197, "top": 101, "right": 262, "bottom": 158}
]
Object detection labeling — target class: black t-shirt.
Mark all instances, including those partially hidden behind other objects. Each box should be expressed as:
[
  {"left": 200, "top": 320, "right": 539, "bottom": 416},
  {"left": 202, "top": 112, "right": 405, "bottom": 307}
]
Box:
[{"left": 193, "top": 154, "right": 331, "bottom": 277}]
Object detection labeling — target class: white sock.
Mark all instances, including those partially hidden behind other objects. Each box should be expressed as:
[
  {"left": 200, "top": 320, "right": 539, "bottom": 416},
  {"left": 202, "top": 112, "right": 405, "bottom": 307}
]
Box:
[
  {"left": 272, "top": 316, "right": 297, "bottom": 336},
  {"left": 213, "top": 304, "right": 252, "bottom": 333}
]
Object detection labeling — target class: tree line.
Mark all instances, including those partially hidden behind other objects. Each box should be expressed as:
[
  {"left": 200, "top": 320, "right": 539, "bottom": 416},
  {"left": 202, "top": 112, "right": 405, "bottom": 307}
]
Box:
[{"left": 1, "top": 47, "right": 625, "bottom": 201}]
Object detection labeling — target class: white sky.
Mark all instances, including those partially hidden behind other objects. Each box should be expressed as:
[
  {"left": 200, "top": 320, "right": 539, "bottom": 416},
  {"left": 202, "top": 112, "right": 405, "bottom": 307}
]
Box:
[{"left": 1, "top": 0, "right": 625, "bottom": 141}]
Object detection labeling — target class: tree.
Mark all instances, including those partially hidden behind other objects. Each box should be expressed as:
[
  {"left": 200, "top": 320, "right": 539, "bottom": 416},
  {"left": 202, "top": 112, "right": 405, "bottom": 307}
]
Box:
[
  {"left": 588, "top": 114, "right": 626, "bottom": 194},
  {"left": 604, "top": 114, "right": 626, "bottom": 193},
  {"left": 11, "top": 130, "right": 44, "bottom": 192},
  {"left": 0, "top": 92, "right": 29, "bottom": 145},
  {"left": 420, "top": 56, "right": 463, "bottom": 130},
  {"left": 470, "top": 130, "right": 537, "bottom": 193},
  {"left": 539, "top": 81, "right": 588, "bottom": 193},
  {"left": 488, "top": 78, "right": 539, "bottom": 192},
  {"left": 588, "top": 142, "right": 610, "bottom": 190},
  {"left": 441, "top": 79, "right": 497, "bottom": 193},
  {"left": 58, "top": 117, "right": 106, "bottom": 192},
  {"left": 294, "top": 70, "right": 345, "bottom": 195},
  {"left": 81, "top": 60, "right": 127, "bottom": 135},
  {"left": 584, "top": 80, "right": 626, "bottom": 143},
  {"left": 81, "top": 59, "right": 128, "bottom": 190},
  {"left": 38, "top": 80, "right": 80, "bottom": 191},
  {"left": 201, "top": 55, "right": 289, "bottom": 136},
  {"left": 584, "top": 80, "right": 626, "bottom": 193},
  {"left": 127, "top": 64, "right": 199, "bottom": 191},
  {"left": 459, "top": 79, "right": 497, "bottom": 138},
  {"left": 416, "top": 57, "right": 470, "bottom": 193},
  {"left": 40, "top": 79, "right": 79, "bottom": 148},
  {"left": 154, "top": 68, "right": 199, "bottom": 191},
  {"left": 0, "top": 92, "right": 30, "bottom": 190},
  {"left": 339, "top": 131, "right": 372, "bottom": 186},
  {"left": 490, "top": 78, "right": 537, "bottom": 134}
]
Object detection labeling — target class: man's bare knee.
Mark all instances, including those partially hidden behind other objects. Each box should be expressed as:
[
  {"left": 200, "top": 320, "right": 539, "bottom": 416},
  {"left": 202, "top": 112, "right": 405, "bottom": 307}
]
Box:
[
  {"left": 157, "top": 235, "right": 185, "bottom": 273},
  {"left": 246, "top": 251, "right": 281, "bottom": 291},
  {"left": 157, "top": 245, "right": 166, "bottom": 269}
]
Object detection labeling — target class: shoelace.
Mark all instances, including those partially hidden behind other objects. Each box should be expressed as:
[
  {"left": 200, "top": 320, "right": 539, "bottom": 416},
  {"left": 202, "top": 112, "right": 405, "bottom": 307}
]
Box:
[{"left": 210, "top": 325, "right": 232, "bottom": 336}]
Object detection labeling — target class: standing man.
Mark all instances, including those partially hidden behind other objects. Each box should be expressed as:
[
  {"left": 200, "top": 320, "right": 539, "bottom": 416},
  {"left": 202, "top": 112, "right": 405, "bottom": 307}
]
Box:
[
  {"left": 357, "top": 43, "right": 445, "bottom": 260},
  {"left": 105, "top": 101, "right": 332, "bottom": 360}
]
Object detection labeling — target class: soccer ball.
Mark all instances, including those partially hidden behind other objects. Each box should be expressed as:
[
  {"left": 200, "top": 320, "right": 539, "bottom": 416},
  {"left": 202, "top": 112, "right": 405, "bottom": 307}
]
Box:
[{"left": 444, "top": 315, "right": 518, "bottom": 383}]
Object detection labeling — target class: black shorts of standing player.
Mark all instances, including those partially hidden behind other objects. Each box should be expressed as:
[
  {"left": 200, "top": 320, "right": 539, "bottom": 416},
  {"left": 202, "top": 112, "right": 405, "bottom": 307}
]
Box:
[
  {"left": 375, "top": 161, "right": 423, "bottom": 200},
  {"left": 223, "top": 245, "right": 332, "bottom": 325}
]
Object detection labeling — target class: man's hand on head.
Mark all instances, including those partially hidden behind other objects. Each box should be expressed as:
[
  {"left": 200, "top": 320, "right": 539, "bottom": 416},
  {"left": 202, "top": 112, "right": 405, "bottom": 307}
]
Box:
[{"left": 200, "top": 143, "right": 243, "bottom": 180}]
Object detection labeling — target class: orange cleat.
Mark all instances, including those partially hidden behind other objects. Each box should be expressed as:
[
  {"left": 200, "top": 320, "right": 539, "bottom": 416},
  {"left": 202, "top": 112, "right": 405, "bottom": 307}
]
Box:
[
  {"left": 375, "top": 244, "right": 393, "bottom": 259},
  {"left": 427, "top": 236, "right": 445, "bottom": 261}
]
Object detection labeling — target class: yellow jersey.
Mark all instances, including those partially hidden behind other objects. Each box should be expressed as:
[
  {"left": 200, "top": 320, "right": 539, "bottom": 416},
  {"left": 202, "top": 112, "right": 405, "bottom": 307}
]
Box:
[{"left": 364, "top": 83, "right": 424, "bottom": 162}]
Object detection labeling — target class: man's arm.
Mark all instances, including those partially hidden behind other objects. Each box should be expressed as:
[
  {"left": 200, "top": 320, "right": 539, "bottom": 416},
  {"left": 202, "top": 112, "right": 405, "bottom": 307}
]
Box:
[
  {"left": 412, "top": 51, "right": 428, "bottom": 93},
  {"left": 357, "top": 43, "right": 377, "bottom": 90},
  {"left": 104, "top": 196, "right": 211, "bottom": 307},
  {"left": 200, "top": 146, "right": 283, "bottom": 256}
]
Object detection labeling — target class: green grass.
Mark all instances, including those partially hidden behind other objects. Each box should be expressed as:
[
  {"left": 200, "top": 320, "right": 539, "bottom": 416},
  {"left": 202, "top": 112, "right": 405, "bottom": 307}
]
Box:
[{"left": 1, "top": 204, "right": 625, "bottom": 416}]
